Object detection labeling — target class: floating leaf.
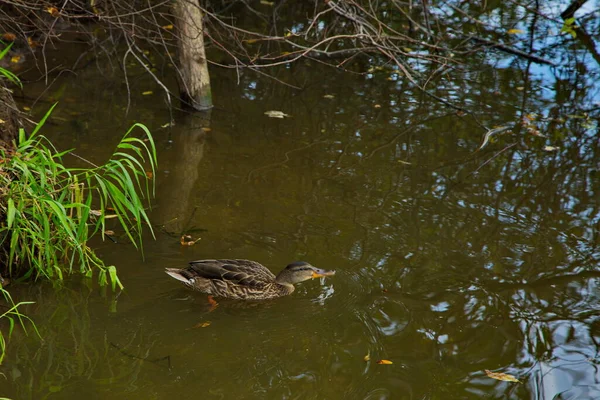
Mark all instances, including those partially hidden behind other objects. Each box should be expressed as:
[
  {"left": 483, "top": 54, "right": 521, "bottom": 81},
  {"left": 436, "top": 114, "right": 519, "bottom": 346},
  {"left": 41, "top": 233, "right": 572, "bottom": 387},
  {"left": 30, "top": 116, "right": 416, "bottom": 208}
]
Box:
[
  {"left": 192, "top": 321, "right": 211, "bottom": 328},
  {"left": 245, "top": 39, "right": 259, "bottom": 44},
  {"left": 180, "top": 234, "right": 200, "bottom": 246},
  {"left": 374, "top": 104, "right": 381, "bottom": 109},
  {"left": 364, "top": 353, "right": 371, "bottom": 362},
  {"left": 46, "top": 7, "right": 60, "bottom": 17},
  {"left": 0, "top": 119, "right": 5, "bottom": 124},
  {"left": 377, "top": 359, "right": 393, "bottom": 365},
  {"left": 264, "top": 110, "right": 291, "bottom": 119},
  {"left": 22, "top": 106, "right": 30, "bottom": 111},
  {"left": 507, "top": 29, "right": 524, "bottom": 34},
  {"left": 104, "top": 230, "right": 115, "bottom": 236},
  {"left": 201, "top": 127, "right": 212, "bottom": 132},
  {"left": 260, "top": 0, "right": 275, "bottom": 5},
  {"left": 11, "top": 55, "right": 21, "bottom": 63},
  {"left": 162, "top": 24, "right": 174, "bottom": 30},
  {"left": 323, "top": 94, "right": 335, "bottom": 99},
  {"left": 516, "top": 86, "right": 524, "bottom": 91},
  {"left": 485, "top": 370, "right": 520, "bottom": 383},
  {"left": 142, "top": 91, "right": 153, "bottom": 96},
  {"left": 543, "top": 145, "right": 559, "bottom": 152}
]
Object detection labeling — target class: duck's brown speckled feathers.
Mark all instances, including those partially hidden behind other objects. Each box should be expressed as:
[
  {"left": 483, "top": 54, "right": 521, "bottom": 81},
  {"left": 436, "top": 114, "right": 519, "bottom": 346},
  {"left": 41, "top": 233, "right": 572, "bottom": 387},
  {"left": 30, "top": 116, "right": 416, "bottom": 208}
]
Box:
[{"left": 165, "top": 259, "right": 335, "bottom": 300}]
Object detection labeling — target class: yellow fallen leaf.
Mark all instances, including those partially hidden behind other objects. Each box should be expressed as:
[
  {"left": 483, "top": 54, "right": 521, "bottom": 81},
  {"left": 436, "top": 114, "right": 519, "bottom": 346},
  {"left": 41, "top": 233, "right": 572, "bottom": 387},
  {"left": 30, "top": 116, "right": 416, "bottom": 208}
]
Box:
[
  {"left": 46, "top": 7, "right": 60, "bottom": 17},
  {"left": 364, "top": 353, "right": 370, "bottom": 362},
  {"left": 323, "top": 94, "right": 335, "bottom": 99},
  {"left": 145, "top": 171, "right": 153, "bottom": 179},
  {"left": 260, "top": 0, "right": 275, "bottom": 5},
  {"left": 507, "top": 29, "right": 524, "bottom": 34},
  {"left": 11, "top": 55, "right": 21, "bottom": 63},
  {"left": 485, "top": 370, "right": 520, "bottom": 383},
  {"left": 0, "top": 119, "right": 5, "bottom": 124},
  {"left": 202, "top": 127, "right": 212, "bottom": 132},
  {"left": 104, "top": 230, "right": 115, "bottom": 236},
  {"left": 189, "top": 321, "right": 211, "bottom": 329},
  {"left": 245, "top": 39, "right": 259, "bottom": 44},
  {"left": 376, "top": 359, "right": 393, "bottom": 365},
  {"left": 374, "top": 104, "right": 381, "bottom": 108},
  {"left": 2, "top": 33, "right": 16, "bottom": 41},
  {"left": 22, "top": 106, "right": 30, "bottom": 111},
  {"left": 543, "top": 145, "right": 559, "bottom": 151},
  {"left": 162, "top": 24, "right": 174, "bottom": 30},
  {"left": 142, "top": 91, "right": 153, "bottom": 95}
]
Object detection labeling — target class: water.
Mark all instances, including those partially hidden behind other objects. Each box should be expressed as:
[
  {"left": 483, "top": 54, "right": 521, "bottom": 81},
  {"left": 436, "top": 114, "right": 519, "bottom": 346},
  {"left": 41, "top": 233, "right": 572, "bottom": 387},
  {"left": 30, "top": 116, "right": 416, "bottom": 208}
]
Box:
[{"left": 2, "top": 28, "right": 600, "bottom": 399}]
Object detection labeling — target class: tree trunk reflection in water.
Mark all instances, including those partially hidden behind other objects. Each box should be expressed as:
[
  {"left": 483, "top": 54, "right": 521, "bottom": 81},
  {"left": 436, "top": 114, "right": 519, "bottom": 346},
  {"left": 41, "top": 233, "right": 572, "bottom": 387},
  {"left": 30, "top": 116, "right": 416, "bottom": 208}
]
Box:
[{"left": 155, "top": 112, "right": 208, "bottom": 235}]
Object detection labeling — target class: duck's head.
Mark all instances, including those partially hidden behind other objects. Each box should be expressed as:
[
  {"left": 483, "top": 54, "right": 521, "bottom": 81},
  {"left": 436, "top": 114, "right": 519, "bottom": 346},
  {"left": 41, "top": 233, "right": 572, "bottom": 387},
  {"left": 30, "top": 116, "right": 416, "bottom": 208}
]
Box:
[{"left": 275, "top": 261, "right": 336, "bottom": 285}]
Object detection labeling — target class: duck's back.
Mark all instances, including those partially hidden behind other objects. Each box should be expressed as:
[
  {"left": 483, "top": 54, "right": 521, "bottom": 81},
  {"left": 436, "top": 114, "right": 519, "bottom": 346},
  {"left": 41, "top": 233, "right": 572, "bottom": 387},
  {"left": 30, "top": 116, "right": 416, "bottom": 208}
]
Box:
[{"left": 188, "top": 259, "right": 277, "bottom": 285}]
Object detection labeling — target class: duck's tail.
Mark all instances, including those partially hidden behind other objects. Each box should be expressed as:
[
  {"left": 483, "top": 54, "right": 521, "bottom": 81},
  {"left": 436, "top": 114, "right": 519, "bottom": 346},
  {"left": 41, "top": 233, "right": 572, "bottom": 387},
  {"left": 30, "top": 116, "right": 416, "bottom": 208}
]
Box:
[{"left": 165, "top": 268, "right": 190, "bottom": 284}]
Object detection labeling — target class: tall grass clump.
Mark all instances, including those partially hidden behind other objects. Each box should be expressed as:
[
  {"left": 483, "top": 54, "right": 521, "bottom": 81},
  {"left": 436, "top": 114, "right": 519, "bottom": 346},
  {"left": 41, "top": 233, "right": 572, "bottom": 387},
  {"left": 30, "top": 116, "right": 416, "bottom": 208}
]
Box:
[
  {"left": 0, "top": 104, "right": 157, "bottom": 288},
  {"left": 0, "top": 43, "right": 156, "bottom": 366}
]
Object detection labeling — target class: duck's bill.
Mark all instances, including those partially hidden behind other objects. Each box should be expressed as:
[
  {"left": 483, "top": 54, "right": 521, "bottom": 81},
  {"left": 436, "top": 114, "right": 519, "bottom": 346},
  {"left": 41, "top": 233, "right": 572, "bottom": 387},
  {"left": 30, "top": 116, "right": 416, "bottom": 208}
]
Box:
[{"left": 311, "top": 269, "right": 336, "bottom": 278}]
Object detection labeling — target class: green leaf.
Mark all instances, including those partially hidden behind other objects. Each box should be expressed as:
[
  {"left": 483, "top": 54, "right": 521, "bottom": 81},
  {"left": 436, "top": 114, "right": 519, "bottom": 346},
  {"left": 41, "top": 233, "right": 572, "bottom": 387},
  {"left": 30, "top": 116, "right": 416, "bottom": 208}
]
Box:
[{"left": 6, "top": 198, "right": 15, "bottom": 229}]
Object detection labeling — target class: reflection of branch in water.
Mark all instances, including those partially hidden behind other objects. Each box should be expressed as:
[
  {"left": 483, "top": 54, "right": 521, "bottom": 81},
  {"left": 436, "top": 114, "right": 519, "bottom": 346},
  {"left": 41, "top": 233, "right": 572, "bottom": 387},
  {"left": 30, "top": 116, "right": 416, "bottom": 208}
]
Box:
[
  {"left": 487, "top": 270, "right": 600, "bottom": 293},
  {"left": 363, "top": 125, "right": 415, "bottom": 161},
  {"left": 110, "top": 342, "right": 172, "bottom": 370},
  {"left": 246, "top": 140, "right": 327, "bottom": 182}
]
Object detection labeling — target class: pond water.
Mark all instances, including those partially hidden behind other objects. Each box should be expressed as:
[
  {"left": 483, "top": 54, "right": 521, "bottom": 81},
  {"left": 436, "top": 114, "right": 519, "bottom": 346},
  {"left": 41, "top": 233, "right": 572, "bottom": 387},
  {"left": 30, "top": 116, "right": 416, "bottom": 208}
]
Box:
[{"left": 2, "top": 23, "right": 600, "bottom": 399}]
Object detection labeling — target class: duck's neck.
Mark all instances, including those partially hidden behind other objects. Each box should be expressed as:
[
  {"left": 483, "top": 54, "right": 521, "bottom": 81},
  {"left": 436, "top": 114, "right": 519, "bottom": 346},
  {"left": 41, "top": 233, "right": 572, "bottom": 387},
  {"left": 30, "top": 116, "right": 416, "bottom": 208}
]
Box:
[{"left": 274, "top": 281, "right": 295, "bottom": 295}]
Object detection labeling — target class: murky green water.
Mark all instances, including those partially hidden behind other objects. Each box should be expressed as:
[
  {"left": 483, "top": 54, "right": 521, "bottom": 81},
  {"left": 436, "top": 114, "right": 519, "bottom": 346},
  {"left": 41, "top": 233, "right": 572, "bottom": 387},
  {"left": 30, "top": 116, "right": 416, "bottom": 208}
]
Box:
[{"left": 2, "top": 32, "right": 600, "bottom": 399}]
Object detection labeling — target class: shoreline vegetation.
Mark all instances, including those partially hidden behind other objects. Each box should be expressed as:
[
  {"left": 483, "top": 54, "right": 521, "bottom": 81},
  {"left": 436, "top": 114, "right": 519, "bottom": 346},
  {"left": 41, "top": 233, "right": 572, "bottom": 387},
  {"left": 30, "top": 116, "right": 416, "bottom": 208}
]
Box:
[{"left": 0, "top": 54, "right": 157, "bottom": 364}]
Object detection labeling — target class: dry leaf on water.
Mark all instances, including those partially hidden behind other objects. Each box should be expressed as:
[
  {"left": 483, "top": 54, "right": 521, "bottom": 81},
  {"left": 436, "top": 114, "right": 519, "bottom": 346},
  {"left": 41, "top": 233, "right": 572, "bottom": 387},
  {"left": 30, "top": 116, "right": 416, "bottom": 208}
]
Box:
[
  {"left": 264, "top": 110, "right": 291, "bottom": 119},
  {"left": 376, "top": 359, "right": 393, "bottom": 365},
  {"left": 485, "top": 370, "right": 520, "bottom": 383},
  {"left": 46, "top": 7, "right": 60, "bottom": 17},
  {"left": 543, "top": 146, "right": 559, "bottom": 152},
  {"left": 364, "top": 353, "right": 371, "bottom": 362},
  {"left": 189, "top": 321, "right": 211, "bottom": 329},
  {"left": 180, "top": 234, "right": 200, "bottom": 246},
  {"left": 2, "top": 33, "right": 16, "bottom": 41}
]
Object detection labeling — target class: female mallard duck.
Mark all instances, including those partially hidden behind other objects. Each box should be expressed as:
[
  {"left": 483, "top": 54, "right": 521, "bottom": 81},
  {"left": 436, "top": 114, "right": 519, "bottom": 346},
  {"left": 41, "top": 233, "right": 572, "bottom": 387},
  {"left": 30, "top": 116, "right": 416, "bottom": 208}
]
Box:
[{"left": 165, "top": 259, "right": 335, "bottom": 300}]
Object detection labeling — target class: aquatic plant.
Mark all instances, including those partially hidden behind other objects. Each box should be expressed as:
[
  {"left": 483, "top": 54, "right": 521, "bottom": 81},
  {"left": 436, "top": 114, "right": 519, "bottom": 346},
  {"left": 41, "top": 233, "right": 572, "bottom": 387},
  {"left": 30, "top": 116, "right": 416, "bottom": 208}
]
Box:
[
  {"left": 0, "top": 42, "right": 156, "bottom": 364},
  {"left": 0, "top": 104, "right": 156, "bottom": 288}
]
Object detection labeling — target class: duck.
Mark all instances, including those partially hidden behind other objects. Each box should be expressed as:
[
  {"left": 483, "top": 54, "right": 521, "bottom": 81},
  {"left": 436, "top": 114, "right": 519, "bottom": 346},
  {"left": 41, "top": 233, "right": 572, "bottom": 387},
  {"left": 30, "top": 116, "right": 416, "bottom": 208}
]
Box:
[{"left": 165, "top": 259, "right": 335, "bottom": 300}]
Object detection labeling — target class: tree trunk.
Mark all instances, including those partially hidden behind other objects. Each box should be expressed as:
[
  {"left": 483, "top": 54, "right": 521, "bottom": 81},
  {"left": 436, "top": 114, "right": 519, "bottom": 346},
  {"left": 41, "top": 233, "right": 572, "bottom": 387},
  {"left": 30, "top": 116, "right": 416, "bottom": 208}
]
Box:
[{"left": 173, "top": 0, "right": 213, "bottom": 111}]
